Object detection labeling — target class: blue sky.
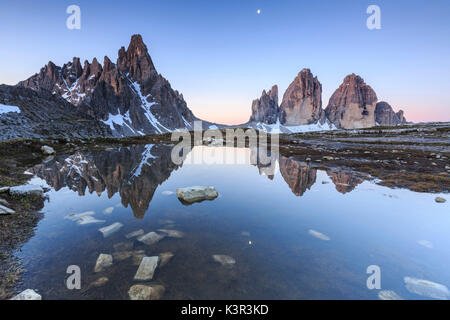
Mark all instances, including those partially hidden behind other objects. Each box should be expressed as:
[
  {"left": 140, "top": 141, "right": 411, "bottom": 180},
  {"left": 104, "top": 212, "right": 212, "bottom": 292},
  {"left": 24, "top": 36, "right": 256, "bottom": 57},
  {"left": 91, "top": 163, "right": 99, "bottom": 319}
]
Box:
[{"left": 0, "top": 0, "right": 449, "bottom": 124}]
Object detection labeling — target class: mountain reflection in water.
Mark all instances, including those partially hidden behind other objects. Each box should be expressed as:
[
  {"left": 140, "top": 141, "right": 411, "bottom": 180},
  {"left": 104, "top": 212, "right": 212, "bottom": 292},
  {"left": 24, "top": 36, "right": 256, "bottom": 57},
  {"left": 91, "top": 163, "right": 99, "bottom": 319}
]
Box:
[{"left": 30, "top": 144, "right": 366, "bottom": 218}]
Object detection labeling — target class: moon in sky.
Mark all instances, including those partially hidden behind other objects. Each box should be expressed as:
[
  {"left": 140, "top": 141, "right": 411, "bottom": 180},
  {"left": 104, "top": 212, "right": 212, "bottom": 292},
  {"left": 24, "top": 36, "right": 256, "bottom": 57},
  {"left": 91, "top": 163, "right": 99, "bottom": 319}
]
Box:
[{"left": 257, "top": 9, "right": 261, "bottom": 14}]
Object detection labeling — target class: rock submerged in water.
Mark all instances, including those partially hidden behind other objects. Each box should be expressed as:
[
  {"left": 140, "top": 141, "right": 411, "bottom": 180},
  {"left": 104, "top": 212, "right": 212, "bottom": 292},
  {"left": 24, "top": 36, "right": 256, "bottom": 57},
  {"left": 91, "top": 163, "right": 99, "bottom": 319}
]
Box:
[
  {"left": 89, "top": 277, "right": 109, "bottom": 288},
  {"left": 404, "top": 276, "right": 450, "bottom": 300},
  {"left": 159, "top": 252, "right": 174, "bottom": 267},
  {"left": 435, "top": 197, "right": 446, "bottom": 203},
  {"left": 137, "top": 231, "right": 165, "bottom": 246},
  {"left": 134, "top": 256, "right": 159, "bottom": 281},
  {"left": 41, "top": 145, "right": 56, "bottom": 155},
  {"left": 128, "top": 284, "right": 165, "bottom": 300},
  {"left": 212, "top": 255, "right": 236, "bottom": 266},
  {"left": 94, "top": 254, "right": 113, "bottom": 273},
  {"left": 308, "top": 229, "right": 331, "bottom": 241},
  {"left": 176, "top": 186, "right": 218, "bottom": 204},
  {"left": 157, "top": 229, "right": 184, "bottom": 238},
  {"left": 378, "top": 290, "right": 403, "bottom": 300},
  {"left": 98, "top": 222, "right": 123, "bottom": 238},
  {"left": 10, "top": 289, "right": 42, "bottom": 300},
  {"left": 125, "top": 229, "right": 144, "bottom": 239}
]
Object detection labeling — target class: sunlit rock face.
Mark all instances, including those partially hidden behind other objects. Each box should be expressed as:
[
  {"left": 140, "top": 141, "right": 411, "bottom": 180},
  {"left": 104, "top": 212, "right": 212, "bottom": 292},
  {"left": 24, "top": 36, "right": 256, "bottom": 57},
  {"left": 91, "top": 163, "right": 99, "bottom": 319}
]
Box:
[
  {"left": 18, "top": 35, "right": 197, "bottom": 136},
  {"left": 280, "top": 69, "right": 324, "bottom": 126},
  {"left": 279, "top": 156, "right": 317, "bottom": 196},
  {"left": 326, "top": 169, "right": 363, "bottom": 194},
  {"left": 249, "top": 85, "right": 279, "bottom": 125},
  {"left": 325, "top": 74, "right": 377, "bottom": 129},
  {"left": 375, "top": 101, "right": 407, "bottom": 126},
  {"left": 30, "top": 144, "right": 185, "bottom": 218}
]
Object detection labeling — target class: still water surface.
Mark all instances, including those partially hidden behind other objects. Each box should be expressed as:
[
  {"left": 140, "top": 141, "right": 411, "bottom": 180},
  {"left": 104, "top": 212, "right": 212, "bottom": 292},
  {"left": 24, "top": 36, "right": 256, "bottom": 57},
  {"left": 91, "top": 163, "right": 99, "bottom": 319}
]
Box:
[{"left": 16, "top": 145, "right": 450, "bottom": 299}]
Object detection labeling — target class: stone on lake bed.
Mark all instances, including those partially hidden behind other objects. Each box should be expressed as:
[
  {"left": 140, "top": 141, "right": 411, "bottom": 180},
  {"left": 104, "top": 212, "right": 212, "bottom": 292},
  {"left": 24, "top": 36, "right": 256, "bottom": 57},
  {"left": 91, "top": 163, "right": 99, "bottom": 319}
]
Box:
[
  {"left": 98, "top": 222, "right": 123, "bottom": 237},
  {"left": 113, "top": 241, "right": 134, "bottom": 252},
  {"left": 41, "top": 145, "right": 56, "bottom": 155},
  {"left": 132, "top": 250, "right": 146, "bottom": 265},
  {"left": 125, "top": 229, "right": 144, "bottom": 239},
  {"left": 137, "top": 231, "right": 165, "bottom": 245},
  {"left": 308, "top": 229, "right": 331, "bottom": 241},
  {"left": 134, "top": 256, "right": 159, "bottom": 281},
  {"left": 65, "top": 211, "right": 96, "bottom": 221},
  {"left": 90, "top": 277, "right": 109, "bottom": 288},
  {"left": 10, "top": 289, "right": 42, "bottom": 300},
  {"left": 378, "top": 290, "right": 403, "bottom": 300},
  {"left": 77, "top": 215, "right": 105, "bottom": 225},
  {"left": 9, "top": 185, "right": 44, "bottom": 197},
  {"left": 128, "top": 284, "right": 165, "bottom": 300},
  {"left": 417, "top": 240, "right": 433, "bottom": 249},
  {"left": 103, "top": 207, "right": 114, "bottom": 214},
  {"left": 113, "top": 251, "right": 133, "bottom": 261},
  {"left": 94, "top": 254, "right": 113, "bottom": 273},
  {"left": 159, "top": 252, "right": 174, "bottom": 267},
  {"left": 404, "top": 276, "right": 450, "bottom": 300},
  {"left": 435, "top": 197, "right": 446, "bottom": 203},
  {"left": 212, "top": 255, "right": 236, "bottom": 266},
  {"left": 0, "top": 204, "right": 15, "bottom": 215},
  {"left": 157, "top": 229, "right": 184, "bottom": 238},
  {"left": 176, "top": 186, "right": 218, "bottom": 204}
]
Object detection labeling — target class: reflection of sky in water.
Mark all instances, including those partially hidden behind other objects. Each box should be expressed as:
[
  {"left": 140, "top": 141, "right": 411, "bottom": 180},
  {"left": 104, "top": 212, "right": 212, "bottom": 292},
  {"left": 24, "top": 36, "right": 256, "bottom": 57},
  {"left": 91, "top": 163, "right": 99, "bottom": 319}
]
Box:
[{"left": 17, "top": 146, "right": 450, "bottom": 299}]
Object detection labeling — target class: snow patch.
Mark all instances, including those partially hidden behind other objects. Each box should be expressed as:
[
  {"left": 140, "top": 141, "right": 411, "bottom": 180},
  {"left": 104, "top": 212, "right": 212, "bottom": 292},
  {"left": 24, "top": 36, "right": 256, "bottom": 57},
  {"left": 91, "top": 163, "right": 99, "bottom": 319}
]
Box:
[{"left": 0, "top": 104, "right": 21, "bottom": 115}]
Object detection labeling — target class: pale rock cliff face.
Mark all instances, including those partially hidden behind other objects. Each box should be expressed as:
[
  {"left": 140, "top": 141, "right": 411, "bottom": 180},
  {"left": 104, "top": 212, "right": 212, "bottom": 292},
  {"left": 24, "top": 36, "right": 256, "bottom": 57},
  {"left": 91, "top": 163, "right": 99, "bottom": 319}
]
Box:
[
  {"left": 280, "top": 69, "right": 324, "bottom": 126},
  {"left": 325, "top": 74, "right": 378, "bottom": 129},
  {"left": 249, "top": 85, "right": 279, "bottom": 124},
  {"left": 375, "top": 101, "right": 407, "bottom": 126}
]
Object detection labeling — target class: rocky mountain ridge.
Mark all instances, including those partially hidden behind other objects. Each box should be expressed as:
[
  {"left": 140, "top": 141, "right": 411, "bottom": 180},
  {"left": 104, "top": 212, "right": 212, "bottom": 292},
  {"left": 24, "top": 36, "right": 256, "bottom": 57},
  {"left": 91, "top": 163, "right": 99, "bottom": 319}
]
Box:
[
  {"left": 248, "top": 70, "right": 408, "bottom": 130},
  {"left": 18, "top": 34, "right": 198, "bottom": 137}
]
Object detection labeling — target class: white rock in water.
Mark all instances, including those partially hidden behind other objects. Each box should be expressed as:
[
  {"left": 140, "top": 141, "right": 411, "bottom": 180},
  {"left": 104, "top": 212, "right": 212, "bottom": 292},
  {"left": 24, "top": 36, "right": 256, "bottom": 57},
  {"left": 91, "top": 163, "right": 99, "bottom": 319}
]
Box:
[
  {"left": 435, "top": 197, "right": 446, "bottom": 203},
  {"left": 128, "top": 284, "right": 165, "bottom": 300},
  {"left": 134, "top": 256, "right": 159, "bottom": 280},
  {"left": 94, "top": 254, "right": 113, "bottom": 272},
  {"left": 10, "top": 289, "right": 42, "bottom": 300},
  {"left": 0, "top": 186, "right": 10, "bottom": 193},
  {"left": 0, "top": 204, "right": 15, "bottom": 215},
  {"left": 125, "top": 229, "right": 145, "bottom": 239},
  {"left": 89, "top": 277, "right": 109, "bottom": 288},
  {"left": 378, "top": 290, "right": 404, "bottom": 300},
  {"left": 212, "top": 255, "right": 236, "bottom": 266},
  {"left": 308, "top": 229, "right": 331, "bottom": 241},
  {"left": 41, "top": 145, "right": 56, "bottom": 155},
  {"left": 65, "top": 211, "right": 96, "bottom": 221},
  {"left": 98, "top": 222, "right": 123, "bottom": 238},
  {"left": 417, "top": 240, "right": 433, "bottom": 249},
  {"left": 161, "top": 191, "right": 174, "bottom": 195},
  {"left": 159, "top": 252, "right": 174, "bottom": 267},
  {"left": 9, "top": 185, "right": 44, "bottom": 197},
  {"left": 137, "top": 232, "right": 165, "bottom": 245},
  {"left": 404, "top": 276, "right": 450, "bottom": 300},
  {"left": 103, "top": 207, "right": 114, "bottom": 215},
  {"left": 77, "top": 215, "right": 105, "bottom": 225},
  {"left": 157, "top": 229, "right": 184, "bottom": 238},
  {"left": 176, "top": 186, "right": 218, "bottom": 203}
]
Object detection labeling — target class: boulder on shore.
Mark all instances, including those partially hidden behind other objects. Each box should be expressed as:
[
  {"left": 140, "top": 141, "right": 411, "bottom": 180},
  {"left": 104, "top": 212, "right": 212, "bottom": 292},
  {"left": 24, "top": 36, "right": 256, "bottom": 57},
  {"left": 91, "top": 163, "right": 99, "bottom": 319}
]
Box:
[
  {"left": 9, "top": 185, "right": 44, "bottom": 197},
  {"left": 41, "top": 145, "right": 56, "bottom": 155},
  {"left": 10, "top": 289, "right": 42, "bottom": 300},
  {"left": 176, "top": 186, "right": 218, "bottom": 204}
]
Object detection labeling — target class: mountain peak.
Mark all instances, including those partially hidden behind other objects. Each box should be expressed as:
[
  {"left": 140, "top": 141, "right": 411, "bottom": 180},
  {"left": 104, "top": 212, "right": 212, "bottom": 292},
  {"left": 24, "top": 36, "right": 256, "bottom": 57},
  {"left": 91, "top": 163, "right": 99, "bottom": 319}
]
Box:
[{"left": 117, "top": 34, "right": 156, "bottom": 82}]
